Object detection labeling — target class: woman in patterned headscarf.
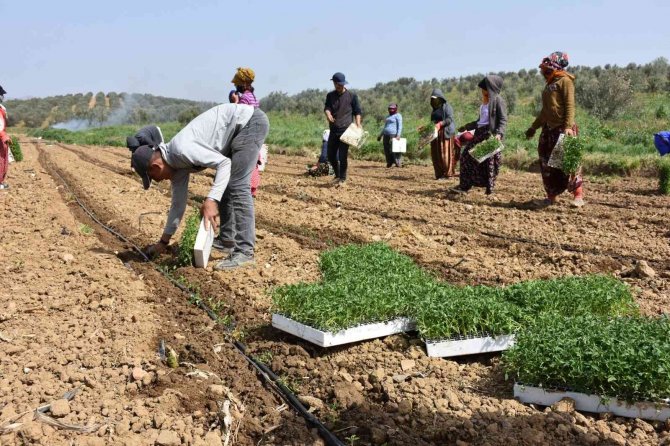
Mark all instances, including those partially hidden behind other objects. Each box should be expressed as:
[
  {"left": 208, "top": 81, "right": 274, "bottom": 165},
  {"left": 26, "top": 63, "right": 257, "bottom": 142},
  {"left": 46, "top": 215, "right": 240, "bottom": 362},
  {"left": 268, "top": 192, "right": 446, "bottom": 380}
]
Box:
[{"left": 525, "top": 51, "right": 583, "bottom": 207}]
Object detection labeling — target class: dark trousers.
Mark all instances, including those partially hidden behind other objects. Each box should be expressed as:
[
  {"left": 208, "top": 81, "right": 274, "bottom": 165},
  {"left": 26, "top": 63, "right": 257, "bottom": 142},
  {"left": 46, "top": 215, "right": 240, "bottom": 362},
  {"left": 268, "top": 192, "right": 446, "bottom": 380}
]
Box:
[
  {"left": 327, "top": 131, "right": 350, "bottom": 180},
  {"left": 383, "top": 135, "right": 402, "bottom": 167}
]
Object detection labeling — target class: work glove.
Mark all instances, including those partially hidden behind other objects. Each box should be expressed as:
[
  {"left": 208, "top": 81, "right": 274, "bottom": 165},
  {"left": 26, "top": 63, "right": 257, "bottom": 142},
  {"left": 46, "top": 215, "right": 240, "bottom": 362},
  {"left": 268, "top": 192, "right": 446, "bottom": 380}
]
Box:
[{"left": 525, "top": 128, "right": 536, "bottom": 139}]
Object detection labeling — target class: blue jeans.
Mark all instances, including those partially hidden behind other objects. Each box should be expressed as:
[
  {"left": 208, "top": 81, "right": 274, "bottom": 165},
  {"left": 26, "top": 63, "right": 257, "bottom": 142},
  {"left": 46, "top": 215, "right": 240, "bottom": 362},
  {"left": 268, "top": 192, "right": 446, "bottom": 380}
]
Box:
[
  {"left": 319, "top": 141, "right": 328, "bottom": 163},
  {"left": 218, "top": 109, "right": 269, "bottom": 256}
]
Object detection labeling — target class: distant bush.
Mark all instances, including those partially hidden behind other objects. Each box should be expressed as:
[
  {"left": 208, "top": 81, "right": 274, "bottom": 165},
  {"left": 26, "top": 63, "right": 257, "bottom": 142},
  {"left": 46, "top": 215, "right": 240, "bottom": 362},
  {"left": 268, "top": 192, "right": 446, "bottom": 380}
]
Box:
[
  {"left": 178, "top": 107, "right": 201, "bottom": 126},
  {"left": 576, "top": 71, "right": 634, "bottom": 119}
]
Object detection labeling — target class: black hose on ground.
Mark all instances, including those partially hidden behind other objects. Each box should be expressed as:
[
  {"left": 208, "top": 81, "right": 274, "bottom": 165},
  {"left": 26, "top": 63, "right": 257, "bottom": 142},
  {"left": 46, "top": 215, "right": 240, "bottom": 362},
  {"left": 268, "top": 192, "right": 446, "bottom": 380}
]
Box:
[{"left": 42, "top": 150, "right": 345, "bottom": 446}]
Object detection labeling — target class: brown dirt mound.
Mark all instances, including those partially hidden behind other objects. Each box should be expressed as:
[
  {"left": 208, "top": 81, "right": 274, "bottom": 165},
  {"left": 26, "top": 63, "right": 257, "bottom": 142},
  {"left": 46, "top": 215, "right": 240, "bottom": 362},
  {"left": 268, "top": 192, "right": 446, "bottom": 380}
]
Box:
[{"left": 4, "top": 138, "right": 669, "bottom": 445}]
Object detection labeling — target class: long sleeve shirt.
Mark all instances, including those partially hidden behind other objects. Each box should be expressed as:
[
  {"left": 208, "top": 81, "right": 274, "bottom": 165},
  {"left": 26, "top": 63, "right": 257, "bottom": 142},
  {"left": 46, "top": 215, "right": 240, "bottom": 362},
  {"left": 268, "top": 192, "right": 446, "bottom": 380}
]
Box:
[
  {"left": 160, "top": 103, "right": 254, "bottom": 235},
  {"left": 531, "top": 74, "right": 576, "bottom": 131},
  {"left": 324, "top": 89, "right": 362, "bottom": 133},
  {"left": 381, "top": 113, "right": 402, "bottom": 137},
  {"left": 238, "top": 91, "right": 260, "bottom": 108}
]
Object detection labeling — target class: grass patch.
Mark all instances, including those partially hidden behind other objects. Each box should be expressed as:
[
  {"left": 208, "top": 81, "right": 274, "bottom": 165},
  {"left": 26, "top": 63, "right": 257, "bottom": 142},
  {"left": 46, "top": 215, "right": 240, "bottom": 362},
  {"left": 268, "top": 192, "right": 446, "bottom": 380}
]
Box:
[
  {"left": 503, "top": 314, "right": 670, "bottom": 403},
  {"left": 9, "top": 137, "right": 23, "bottom": 161},
  {"left": 659, "top": 158, "right": 670, "bottom": 195},
  {"left": 26, "top": 123, "right": 183, "bottom": 147},
  {"left": 176, "top": 210, "right": 200, "bottom": 267},
  {"left": 272, "top": 243, "right": 636, "bottom": 337}
]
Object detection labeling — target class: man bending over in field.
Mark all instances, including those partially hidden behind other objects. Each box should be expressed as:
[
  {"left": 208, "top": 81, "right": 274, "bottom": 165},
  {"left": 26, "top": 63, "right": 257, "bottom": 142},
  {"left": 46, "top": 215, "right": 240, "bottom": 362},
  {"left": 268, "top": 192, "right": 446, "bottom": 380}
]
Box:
[{"left": 129, "top": 103, "right": 269, "bottom": 270}]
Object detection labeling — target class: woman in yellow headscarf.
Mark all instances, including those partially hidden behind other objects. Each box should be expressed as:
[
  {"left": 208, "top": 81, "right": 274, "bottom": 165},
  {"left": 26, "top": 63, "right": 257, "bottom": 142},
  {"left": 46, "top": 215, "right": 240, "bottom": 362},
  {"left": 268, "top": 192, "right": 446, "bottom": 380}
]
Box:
[{"left": 230, "top": 67, "right": 259, "bottom": 107}]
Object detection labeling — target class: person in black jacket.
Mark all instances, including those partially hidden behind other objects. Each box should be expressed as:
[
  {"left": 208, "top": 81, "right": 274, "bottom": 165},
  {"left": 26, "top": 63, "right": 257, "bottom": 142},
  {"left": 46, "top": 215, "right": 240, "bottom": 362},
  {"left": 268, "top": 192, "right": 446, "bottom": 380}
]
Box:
[
  {"left": 429, "top": 89, "right": 457, "bottom": 180},
  {"left": 127, "top": 125, "right": 164, "bottom": 151},
  {"left": 324, "top": 72, "right": 362, "bottom": 186}
]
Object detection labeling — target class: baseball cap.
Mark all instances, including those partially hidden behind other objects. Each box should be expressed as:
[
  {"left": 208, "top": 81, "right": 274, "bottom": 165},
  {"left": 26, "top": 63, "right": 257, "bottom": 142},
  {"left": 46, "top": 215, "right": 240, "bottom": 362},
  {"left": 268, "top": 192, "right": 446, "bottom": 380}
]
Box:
[
  {"left": 330, "top": 72, "right": 348, "bottom": 85},
  {"left": 130, "top": 145, "right": 155, "bottom": 190}
]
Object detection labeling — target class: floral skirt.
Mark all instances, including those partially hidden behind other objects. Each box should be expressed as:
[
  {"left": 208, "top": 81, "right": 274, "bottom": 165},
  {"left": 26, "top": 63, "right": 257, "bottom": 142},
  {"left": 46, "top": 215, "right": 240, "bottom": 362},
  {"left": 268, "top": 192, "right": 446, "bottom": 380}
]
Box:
[{"left": 458, "top": 126, "right": 501, "bottom": 193}]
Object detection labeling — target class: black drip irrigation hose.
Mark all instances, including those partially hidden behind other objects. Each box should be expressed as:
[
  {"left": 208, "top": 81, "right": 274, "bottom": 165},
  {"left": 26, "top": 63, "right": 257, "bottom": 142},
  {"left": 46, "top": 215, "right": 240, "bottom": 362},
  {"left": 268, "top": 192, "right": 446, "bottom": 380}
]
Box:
[{"left": 41, "top": 150, "right": 346, "bottom": 446}]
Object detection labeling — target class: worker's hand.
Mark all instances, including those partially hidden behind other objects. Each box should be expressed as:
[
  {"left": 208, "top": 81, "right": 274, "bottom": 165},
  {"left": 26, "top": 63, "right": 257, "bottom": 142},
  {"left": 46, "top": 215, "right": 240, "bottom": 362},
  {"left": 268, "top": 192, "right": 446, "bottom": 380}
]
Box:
[
  {"left": 525, "top": 128, "right": 536, "bottom": 139},
  {"left": 377, "top": 135, "right": 382, "bottom": 142},
  {"left": 395, "top": 136, "right": 401, "bottom": 140},
  {"left": 201, "top": 198, "right": 219, "bottom": 233},
  {"left": 145, "top": 242, "right": 168, "bottom": 259},
  {"left": 325, "top": 112, "right": 335, "bottom": 124},
  {"left": 565, "top": 128, "right": 576, "bottom": 137},
  {"left": 435, "top": 122, "right": 443, "bottom": 131},
  {"left": 495, "top": 134, "right": 502, "bottom": 141}
]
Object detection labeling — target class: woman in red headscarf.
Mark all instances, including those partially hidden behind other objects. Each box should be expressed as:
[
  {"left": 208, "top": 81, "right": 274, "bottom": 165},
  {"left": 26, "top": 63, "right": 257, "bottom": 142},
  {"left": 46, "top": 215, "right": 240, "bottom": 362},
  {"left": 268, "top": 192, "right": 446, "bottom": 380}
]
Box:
[
  {"left": 525, "top": 52, "right": 583, "bottom": 207},
  {"left": 377, "top": 103, "right": 403, "bottom": 168}
]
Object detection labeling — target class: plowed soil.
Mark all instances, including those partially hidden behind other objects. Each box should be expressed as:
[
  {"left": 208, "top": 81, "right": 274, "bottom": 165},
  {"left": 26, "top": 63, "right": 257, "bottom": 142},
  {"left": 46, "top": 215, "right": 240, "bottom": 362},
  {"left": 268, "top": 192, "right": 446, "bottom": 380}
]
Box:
[{"left": 2, "top": 139, "right": 669, "bottom": 446}]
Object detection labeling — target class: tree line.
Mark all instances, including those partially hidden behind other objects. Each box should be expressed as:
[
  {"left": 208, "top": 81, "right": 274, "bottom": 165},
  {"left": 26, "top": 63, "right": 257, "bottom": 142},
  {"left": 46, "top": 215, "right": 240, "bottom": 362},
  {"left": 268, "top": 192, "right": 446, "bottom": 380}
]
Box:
[
  {"left": 5, "top": 92, "right": 214, "bottom": 128},
  {"left": 6, "top": 58, "right": 669, "bottom": 129},
  {"left": 261, "top": 58, "right": 670, "bottom": 122}
]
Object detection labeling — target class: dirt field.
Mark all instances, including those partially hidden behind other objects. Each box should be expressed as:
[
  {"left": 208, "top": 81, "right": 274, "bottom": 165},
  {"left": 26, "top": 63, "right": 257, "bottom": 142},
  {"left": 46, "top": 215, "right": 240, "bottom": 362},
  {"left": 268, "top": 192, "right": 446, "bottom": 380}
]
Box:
[{"left": 1, "top": 139, "right": 669, "bottom": 446}]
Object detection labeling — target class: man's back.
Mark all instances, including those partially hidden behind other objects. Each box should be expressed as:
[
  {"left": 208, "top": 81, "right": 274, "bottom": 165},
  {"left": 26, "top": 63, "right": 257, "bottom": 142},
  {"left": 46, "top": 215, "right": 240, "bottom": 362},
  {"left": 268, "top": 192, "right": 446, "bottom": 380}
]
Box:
[{"left": 168, "top": 104, "right": 254, "bottom": 166}]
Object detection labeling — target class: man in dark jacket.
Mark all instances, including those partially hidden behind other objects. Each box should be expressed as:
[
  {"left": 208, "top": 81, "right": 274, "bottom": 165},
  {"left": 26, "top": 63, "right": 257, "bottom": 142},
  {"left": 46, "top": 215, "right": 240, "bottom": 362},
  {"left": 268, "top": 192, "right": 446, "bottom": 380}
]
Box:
[{"left": 324, "top": 72, "right": 362, "bottom": 186}]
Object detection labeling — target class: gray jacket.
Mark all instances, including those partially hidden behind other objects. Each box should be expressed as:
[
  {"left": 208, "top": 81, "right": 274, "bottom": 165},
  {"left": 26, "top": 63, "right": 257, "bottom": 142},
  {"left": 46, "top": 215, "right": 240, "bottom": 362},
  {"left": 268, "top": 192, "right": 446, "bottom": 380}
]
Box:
[
  {"left": 430, "top": 88, "right": 456, "bottom": 138},
  {"left": 160, "top": 103, "right": 255, "bottom": 235},
  {"left": 463, "top": 75, "right": 507, "bottom": 137}
]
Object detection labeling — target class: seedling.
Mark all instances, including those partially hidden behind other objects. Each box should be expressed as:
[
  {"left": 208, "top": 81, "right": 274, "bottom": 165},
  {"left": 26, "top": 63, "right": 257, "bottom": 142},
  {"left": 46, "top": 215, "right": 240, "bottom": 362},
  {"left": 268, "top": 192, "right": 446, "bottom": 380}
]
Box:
[
  {"left": 273, "top": 244, "right": 637, "bottom": 341},
  {"left": 503, "top": 314, "right": 670, "bottom": 403},
  {"left": 177, "top": 210, "right": 200, "bottom": 267},
  {"left": 9, "top": 137, "right": 23, "bottom": 162},
  {"left": 79, "top": 224, "right": 94, "bottom": 235},
  {"left": 346, "top": 434, "right": 360, "bottom": 446},
  {"left": 561, "top": 136, "right": 585, "bottom": 174},
  {"left": 469, "top": 137, "right": 502, "bottom": 163},
  {"left": 254, "top": 350, "right": 273, "bottom": 365}
]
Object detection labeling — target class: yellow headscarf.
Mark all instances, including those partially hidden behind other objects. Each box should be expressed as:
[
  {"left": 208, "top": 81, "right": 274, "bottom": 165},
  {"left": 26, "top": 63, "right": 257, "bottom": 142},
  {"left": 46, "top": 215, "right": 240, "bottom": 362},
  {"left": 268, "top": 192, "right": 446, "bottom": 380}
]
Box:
[{"left": 231, "top": 67, "right": 255, "bottom": 85}]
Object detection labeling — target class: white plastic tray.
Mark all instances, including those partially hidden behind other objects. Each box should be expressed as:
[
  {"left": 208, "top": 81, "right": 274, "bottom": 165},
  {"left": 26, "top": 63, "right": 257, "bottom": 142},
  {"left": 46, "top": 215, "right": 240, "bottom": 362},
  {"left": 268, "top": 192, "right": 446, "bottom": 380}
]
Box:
[
  {"left": 425, "top": 334, "right": 515, "bottom": 357},
  {"left": 271, "top": 314, "right": 416, "bottom": 347},
  {"left": 513, "top": 383, "right": 670, "bottom": 421},
  {"left": 193, "top": 218, "right": 214, "bottom": 268},
  {"left": 391, "top": 138, "right": 407, "bottom": 153}
]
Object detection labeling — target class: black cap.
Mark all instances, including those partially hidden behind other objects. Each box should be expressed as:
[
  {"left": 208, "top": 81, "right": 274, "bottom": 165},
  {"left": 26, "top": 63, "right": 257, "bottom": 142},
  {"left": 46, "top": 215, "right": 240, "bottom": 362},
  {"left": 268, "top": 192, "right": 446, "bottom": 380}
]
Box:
[
  {"left": 0, "top": 85, "right": 6, "bottom": 96},
  {"left": 130, "top": 145, "right": 154, "bottom": 190},
  {"left": 330, "top": 72, "right": 348, "bottom": 85}
]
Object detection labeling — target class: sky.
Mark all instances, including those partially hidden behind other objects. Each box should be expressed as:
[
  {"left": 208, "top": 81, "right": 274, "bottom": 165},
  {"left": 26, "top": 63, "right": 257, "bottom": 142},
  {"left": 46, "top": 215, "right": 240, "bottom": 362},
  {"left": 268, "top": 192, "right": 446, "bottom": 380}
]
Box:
[{"left": 3, "top": 0, "right": 670, "bottom": 102}]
